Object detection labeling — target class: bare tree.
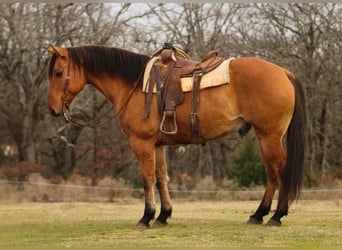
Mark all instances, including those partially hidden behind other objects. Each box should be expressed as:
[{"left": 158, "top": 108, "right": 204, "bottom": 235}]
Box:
[
  {"left": 255, "top": 3, "right": 341, "bottom": 180},
  {"left": 0, "top": 3, "right": 138, "bottom": 178},
  {"left": 1, "top": 3, "right": 340, "bottom": 185},
  {"left": 0, "top": 4, "right": 51, "bottom": 162},
  {"left": 143, "top": 3, "right": 243, "bottom": 58}
]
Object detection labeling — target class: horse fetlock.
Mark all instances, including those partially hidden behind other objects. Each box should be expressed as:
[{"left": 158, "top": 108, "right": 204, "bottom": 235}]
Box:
[
  {"left": 138, "top": 203, "right": 156, "bottom": 227},
  {"left": 265, "top": 209, "right": 287, "bottom": 226},
  {"left": 250, "top": 204, "right": 271, "bottom": 221},
  {"left": 155, "top": 207, "right": 172, "bottom": 223},
  {"left": 271, "top": 209, "right": 287, "bottom": 221}
]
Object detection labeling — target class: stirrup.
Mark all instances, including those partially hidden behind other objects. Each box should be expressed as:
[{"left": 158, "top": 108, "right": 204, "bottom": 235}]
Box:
[{"left": 160, "top": 111, "right": 178, "bottom": 135}]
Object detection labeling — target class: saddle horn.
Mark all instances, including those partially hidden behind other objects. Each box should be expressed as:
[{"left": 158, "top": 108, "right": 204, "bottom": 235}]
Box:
[{"left": 150, "top": 43, "right": 192, "bottom": 61}]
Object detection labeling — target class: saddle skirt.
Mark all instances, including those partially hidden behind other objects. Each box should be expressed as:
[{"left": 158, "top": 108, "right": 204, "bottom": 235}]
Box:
[{"left": 143, "top": 57, "right": 234, "bottom": 94}]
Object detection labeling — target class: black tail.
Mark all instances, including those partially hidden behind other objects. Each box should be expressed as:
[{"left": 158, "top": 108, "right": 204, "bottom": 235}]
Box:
[{"left": 285, "top": 72, "right": 307, "bottom": 202}]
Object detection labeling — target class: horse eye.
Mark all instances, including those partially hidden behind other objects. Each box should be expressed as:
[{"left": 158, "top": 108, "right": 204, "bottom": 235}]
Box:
[{"left": 55, "top": 71, "right": 63, "bottom": 78}]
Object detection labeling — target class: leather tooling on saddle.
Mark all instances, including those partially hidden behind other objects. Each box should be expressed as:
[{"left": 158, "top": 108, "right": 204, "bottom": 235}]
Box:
[{"left": 143, "top": 43, "right": 233, "bottom": 138}]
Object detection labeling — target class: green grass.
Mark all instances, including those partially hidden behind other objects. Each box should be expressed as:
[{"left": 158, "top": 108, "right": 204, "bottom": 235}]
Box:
[{"left": 0, "top": 200, "right": 341, "bottom": 247}]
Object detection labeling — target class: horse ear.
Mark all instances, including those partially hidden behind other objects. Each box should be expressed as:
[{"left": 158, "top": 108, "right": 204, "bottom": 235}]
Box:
[{"left": 47, "top": 45, "right": 68, "bottom": 58}]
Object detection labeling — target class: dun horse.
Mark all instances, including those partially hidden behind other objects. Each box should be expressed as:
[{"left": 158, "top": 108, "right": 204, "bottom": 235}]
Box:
[{"left": 47, "top": 45, "right": 306, "bottom": 227}]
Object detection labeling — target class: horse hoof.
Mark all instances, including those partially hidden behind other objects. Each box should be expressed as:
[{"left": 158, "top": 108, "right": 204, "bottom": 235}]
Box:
[
  {"left": 266, "top": 219, "right": 282, "bottom": 227},
  {"left": 135, "top": 222, "right": 150, "bottom": 230},
  {"left": 152, "top": 220, "right": 168, "bottom": 228},
  {"left": 247, "top": 217, "right": 263, "bottom": 225}
]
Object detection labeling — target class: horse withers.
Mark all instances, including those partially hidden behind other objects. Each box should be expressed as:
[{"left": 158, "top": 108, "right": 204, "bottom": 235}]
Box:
[{"left": 47, "top": 44, "right": 306, "bottom": 227}]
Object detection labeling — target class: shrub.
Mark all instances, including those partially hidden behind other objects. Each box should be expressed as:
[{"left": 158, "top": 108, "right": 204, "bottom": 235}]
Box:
[{"left": 231, "top": 137, "right": 266, "bottom": 187}]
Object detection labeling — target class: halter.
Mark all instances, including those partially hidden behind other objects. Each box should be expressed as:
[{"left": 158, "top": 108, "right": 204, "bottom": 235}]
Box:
[
  {"left": 61, "top": 54, "right": 72, "bottom": 123},
  {"left": 61, "top": 52, "right": 140, "bottom": 128}
]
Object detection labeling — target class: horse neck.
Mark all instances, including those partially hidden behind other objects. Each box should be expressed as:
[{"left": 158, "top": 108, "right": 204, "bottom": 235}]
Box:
[{"left": 88, "top": 74, "right": 134, "bottom": 111}]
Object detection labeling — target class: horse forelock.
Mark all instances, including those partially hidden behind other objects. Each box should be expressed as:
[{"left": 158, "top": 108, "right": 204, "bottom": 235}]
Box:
[
  {"left": 48, "top": 53, "right": 58, "bottom": 78},
  {"left": 67, "top": 46, "right": 149, "bottom": 87}
]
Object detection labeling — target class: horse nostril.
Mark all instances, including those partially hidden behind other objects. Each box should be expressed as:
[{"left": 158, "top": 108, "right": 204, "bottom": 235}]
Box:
[{"left": 49, "top": 107, "right": 60, "bottom": 117}]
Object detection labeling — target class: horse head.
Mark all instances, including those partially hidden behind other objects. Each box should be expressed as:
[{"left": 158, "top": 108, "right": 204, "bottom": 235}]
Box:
[{"left": 47, "top": 45, "right": 86, "bottom": 117}]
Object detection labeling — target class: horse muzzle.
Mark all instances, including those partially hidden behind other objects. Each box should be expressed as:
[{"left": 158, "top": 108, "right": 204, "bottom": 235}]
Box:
[{"left": 49, "top": 106, "right": 61, "bottom": 117}]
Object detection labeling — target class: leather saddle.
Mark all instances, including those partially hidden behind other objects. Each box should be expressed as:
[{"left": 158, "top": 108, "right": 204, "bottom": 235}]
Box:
[{"left": 144, "top": 43, "right": 225, "bottom": 138}]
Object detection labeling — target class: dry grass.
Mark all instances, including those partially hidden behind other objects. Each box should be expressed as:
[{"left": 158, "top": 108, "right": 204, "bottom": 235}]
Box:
[
  {"left": 1, "top": 174, "right": 342, "bottom": 247},
  {"left": 0, "top": 200, "right": 341, "bottom": 247}
]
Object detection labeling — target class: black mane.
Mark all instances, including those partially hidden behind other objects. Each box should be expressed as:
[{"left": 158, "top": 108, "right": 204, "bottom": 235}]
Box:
[{"left": 49, "top": 46, "right": 150, "bottom": 87}]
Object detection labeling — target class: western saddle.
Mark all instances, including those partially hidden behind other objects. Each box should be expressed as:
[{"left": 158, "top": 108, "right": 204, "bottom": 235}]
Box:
[{"left": 144, "top": 43, "right": 225, "bottom": 139}]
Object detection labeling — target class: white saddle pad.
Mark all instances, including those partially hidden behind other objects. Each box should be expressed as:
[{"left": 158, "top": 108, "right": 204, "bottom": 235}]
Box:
[{"left": 142, "top": 57, "right": 234, "bottom": 93}]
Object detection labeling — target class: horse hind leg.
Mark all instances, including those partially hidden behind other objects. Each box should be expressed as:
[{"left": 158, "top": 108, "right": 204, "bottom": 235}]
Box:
[
  {"left": 247, "top": 134, "right": 287, "bottom": 226},
  {"left": 153, "top": 146, "right": 172, "bottom": 227},
  {"left": 266, "top": 154, "right": 289, "bottom": 226}
]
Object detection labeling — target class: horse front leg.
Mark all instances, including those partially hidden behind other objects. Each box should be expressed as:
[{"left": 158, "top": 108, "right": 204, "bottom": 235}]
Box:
[
  {"left": 153, "top": 146, "right": 172, "bottom": 227},
  {"left": 130, "top": 138, "right": 156, "bottom": 228}
]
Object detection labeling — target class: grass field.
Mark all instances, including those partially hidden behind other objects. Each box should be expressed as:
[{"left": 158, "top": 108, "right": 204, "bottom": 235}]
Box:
[{"left": 0, "top": 199, "right": 341, "bottom": 248}]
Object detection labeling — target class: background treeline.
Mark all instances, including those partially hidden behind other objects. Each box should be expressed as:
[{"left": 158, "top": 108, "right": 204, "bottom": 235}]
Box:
[{"left": 0, "top": 3, "right": 341, "bottom": 189}]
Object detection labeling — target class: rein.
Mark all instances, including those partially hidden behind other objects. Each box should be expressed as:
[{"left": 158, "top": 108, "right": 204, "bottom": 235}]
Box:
[{"left": 61, "top": 54, "right": 141, "bottom": 128}]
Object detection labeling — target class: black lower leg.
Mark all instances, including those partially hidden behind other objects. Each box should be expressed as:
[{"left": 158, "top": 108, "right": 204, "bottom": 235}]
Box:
[
  {"left": 156, "top": 207, "right": 172, "bottom": 224},
  {"left": 138, "top": 203, "right": 156, "bottom": 227},
  {"left": 250, "top": 203, "right": 271, "bottom": 222},
  {"left": 270, "top": 209, "right": 287, "bottom": 223}
]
